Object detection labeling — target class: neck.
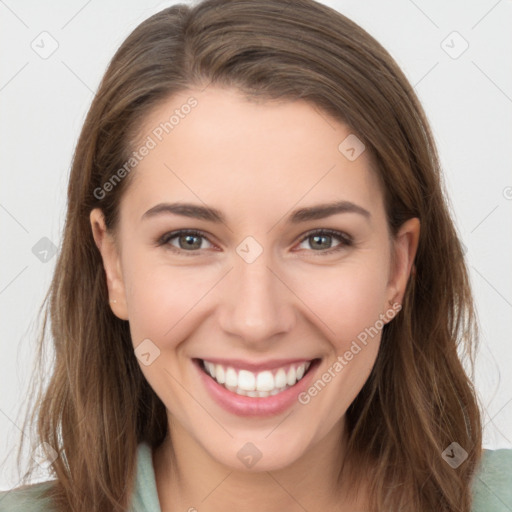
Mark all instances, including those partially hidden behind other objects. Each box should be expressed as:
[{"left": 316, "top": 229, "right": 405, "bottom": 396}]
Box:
[{"left": 153, "top": 415, "right": 367, "bottom": 512}]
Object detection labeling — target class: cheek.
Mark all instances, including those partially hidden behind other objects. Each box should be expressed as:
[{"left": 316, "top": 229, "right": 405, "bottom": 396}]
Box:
[
  {"left": 122, "top": 239, "right": 391, "bottom": 355},
  {"left": 290, "top": 255, "right": 390, "bottom": 350},
  {"left": 122, "top": 247, "right": 218, "bottom": 349},
  {"left": 121, "top": 255, "right": 215, "bottom": 406}
]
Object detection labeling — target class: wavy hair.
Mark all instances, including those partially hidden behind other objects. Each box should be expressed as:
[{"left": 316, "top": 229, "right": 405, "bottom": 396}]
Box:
[{"left": 15, "top": 0, "right": 482, "bottom": 510}]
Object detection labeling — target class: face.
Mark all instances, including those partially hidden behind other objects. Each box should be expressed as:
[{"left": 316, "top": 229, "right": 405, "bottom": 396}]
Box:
[{"left": 91, "top": 86, "right": 419, "bottom": 472}]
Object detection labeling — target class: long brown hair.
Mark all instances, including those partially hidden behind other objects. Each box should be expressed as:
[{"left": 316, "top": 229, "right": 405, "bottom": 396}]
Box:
[{"left": 15, "top": 0, "right": 482, "bottom": 510}]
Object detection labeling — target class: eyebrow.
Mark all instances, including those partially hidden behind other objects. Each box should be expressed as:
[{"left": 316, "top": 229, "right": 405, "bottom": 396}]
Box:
[{"left": 141, "top": 200, "right": 371, "bottom": 224}]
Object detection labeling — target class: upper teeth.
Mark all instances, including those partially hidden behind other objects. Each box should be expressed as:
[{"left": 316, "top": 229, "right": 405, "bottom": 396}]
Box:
[{"left": 202, "top": 360, "right": 311, "bottom": 397}]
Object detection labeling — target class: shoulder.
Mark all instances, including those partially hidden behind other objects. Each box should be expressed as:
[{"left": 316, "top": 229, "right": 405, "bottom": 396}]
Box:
[
  {"left": 0, "top": 443, "right": 156, "bottom": 512},
  {"left": 472, "top": 448, "right": 512, "bottom": 511},
  {"left": 0, "top": 481, "right": 57, "bottom": 512}
]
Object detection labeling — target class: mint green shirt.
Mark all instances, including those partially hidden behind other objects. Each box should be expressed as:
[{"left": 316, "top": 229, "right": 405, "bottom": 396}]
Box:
[{"left": 1, "top": 443, "right": 511, "bottom": 511}]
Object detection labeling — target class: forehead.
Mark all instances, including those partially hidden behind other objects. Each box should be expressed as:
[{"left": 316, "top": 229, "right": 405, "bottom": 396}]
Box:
[{"left": 120, "top": 86, "right": 384, "bottom": 225}]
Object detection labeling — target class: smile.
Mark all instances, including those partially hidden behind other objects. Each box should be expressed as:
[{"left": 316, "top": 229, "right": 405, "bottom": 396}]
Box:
[{"left": 200, "top": 359, "right": 312, "bottom": 397}]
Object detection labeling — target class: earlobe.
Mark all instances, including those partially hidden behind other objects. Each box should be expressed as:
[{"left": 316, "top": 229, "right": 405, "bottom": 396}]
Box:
[
  {"left": 387, "top": 217, "right": 420, "bottom": 307},
  {"left": 89, "top": 208, "right": 129, "bottom": 320}
]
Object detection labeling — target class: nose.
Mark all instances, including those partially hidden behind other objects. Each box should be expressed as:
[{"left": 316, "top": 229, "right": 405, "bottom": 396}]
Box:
[{"left": 217, "top": 247, "right": 296, "bottom": 347}]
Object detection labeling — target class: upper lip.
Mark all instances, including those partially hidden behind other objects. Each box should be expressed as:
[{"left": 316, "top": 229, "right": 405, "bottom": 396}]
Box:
[{"left": 195, "top": 357, "right": 317, "bottom": 372}]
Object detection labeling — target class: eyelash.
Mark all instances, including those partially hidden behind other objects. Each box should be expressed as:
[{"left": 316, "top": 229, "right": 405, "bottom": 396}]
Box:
[{"left": 156, "top": 228, "right": 353, "bottom": 256}]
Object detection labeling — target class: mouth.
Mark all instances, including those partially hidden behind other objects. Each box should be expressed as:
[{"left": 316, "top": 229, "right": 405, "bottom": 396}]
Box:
[
  {"left": 197, "top": 358, "right": 315, "bottom": 397},
  {"left": 192, "top": 356, "right": 321, "bottom": 416}
]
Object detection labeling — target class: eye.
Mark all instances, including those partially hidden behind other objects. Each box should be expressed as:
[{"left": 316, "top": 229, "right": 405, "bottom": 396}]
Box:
[
  {"left": 156, "top": 228, "right": 353, "bottom": 256},
  {"left": 157, "top": 229, "right": 215, "bottom": 254},
  {"left": 295, "top": 229, "right": 352, "bottom": 254}
]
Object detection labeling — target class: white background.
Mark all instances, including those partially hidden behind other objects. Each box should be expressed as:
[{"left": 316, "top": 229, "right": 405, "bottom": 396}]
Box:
[{"left": 1, "top": 0, "right": 511, "bottom": 489}]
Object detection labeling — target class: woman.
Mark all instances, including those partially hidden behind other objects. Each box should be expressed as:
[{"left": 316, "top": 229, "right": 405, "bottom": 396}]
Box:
[{"left": 1, "top": 0, "right": 510, "bottom": 511}]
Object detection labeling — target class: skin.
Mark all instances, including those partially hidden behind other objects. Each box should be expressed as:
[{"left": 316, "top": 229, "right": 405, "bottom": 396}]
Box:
[{"left": 90, "top": 86, "right": 420, "bottom": 511}]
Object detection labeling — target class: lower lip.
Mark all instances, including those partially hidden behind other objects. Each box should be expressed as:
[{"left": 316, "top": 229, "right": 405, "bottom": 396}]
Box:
[{"left": 194, "top": 358, "right": 320, "bottom": 417}]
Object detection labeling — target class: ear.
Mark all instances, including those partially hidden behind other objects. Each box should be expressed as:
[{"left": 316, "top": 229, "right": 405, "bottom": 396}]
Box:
[
  {"left": 90, "top": 208, "right": 129, "bottom": 320},
  {"left": 386, "top": 217, "right": 420, "bottom": 310}
]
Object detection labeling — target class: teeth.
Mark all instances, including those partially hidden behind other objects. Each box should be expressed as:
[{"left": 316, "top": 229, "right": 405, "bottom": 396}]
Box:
[
  {"left": 205, "top": 362, "right": 215, "bottom": 377},
  {"left": 256, "top": 371, "right": 274, "bottom": 391},
  {"left": 286, "top": 366, "right": 296, "bottom": 386},
  {"left": 238, "top": 370, "right": 256, "bottom": 391},
  {"left": 296, "top": 364, "right": 306, "bottom": 380},
  {"left": 215, "top": 364, "right": 225, "bottom": 384},
  {"left": 225, "top": 367, "right": 237, "bottom": 388},
  {"left": 275, "top": 368, "right": 287, "bottom": 388},
  {"left": 202, "top": 360, "right": 312, "bottom": 397}
]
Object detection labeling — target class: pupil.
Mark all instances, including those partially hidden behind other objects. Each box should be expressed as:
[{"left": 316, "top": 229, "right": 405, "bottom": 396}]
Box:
[
  {"left": 312, "top": 235, "right": 330, "bottom": 250},
  {"left": 182, "top": 235, "right": 200, "bottom": 249}
]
